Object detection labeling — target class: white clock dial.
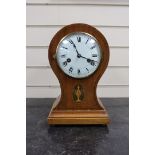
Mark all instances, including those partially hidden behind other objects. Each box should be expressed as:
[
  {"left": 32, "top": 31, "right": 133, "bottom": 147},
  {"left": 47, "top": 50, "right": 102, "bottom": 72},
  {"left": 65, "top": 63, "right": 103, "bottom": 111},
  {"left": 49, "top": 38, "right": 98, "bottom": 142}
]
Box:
[{"left": 56, "top": 32, "right": 102, "bottom": 78}]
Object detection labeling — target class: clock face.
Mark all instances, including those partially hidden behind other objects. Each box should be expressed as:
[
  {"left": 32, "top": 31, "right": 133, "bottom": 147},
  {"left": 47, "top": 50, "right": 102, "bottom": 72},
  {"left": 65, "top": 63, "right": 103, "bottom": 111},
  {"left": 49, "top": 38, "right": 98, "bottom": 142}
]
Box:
[{"left": 56, "top": 32, "right": 102, "bottom": 78}]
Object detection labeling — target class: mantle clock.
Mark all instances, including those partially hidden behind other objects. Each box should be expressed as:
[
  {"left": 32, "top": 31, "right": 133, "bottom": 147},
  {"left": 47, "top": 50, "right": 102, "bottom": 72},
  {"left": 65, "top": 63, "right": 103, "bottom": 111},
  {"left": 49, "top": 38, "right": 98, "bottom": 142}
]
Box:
[{"left": 48, "top": 23, "right": 110, "bottom": 125}]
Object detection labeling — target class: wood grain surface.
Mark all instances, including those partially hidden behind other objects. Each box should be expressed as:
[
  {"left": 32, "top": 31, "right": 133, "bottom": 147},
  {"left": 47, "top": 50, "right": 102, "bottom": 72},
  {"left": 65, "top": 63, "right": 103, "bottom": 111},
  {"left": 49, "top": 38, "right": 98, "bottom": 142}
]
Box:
[{"left": 48, "top": 23, "right": 110, "bottom": 124}]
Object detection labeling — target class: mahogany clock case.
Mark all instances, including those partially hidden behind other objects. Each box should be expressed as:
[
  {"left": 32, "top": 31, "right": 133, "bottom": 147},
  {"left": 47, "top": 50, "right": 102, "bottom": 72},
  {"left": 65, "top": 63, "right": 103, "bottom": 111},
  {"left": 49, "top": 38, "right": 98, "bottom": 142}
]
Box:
[{"left": 48, "top": 23, "right": 110, "bottom": 125}]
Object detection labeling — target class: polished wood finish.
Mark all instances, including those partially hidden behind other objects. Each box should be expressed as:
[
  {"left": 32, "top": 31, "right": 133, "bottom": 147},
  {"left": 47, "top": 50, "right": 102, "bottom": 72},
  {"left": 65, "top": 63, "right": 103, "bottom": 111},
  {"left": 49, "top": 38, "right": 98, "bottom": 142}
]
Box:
[
  {"left": 48, "top": 96, "right": 110, "bottom": 125},
  {"left": 48, "top": 23, "right": 110, "bottom": 125}
]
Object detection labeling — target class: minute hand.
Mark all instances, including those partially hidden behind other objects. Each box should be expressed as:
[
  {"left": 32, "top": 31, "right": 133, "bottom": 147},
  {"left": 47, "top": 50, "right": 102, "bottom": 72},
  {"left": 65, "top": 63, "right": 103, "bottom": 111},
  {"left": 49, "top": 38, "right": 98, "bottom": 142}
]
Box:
[{"left": 69, "top": 39, "right": 80, "bottom": 55}]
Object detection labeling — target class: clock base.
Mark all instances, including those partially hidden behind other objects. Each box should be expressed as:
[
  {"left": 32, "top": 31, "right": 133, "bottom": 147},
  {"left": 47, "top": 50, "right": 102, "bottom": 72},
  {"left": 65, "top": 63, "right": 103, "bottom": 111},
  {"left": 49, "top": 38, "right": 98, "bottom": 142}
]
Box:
[{"left": 48, "top": 97, "right": 110, "bottom": 125}]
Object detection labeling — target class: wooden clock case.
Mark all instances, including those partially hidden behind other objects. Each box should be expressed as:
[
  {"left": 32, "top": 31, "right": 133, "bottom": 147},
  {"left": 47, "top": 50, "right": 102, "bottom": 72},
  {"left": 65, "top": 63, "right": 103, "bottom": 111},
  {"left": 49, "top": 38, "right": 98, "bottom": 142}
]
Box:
[{"left": 48, "top": 23, "right": 110, "bottom": 125}]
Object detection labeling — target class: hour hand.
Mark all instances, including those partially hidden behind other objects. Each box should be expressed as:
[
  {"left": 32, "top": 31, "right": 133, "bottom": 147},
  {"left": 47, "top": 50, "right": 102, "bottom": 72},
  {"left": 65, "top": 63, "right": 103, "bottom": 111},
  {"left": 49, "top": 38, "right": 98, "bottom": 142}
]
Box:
[{"left": 80, "top": 55, "right": 99, "bottom": 64}]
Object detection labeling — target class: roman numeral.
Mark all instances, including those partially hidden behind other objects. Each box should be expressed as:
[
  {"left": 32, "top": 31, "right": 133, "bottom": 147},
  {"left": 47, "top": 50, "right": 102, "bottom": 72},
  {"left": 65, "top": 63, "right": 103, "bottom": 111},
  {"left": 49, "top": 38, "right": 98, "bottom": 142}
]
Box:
[
  {"left": 61, "top": 46, "right": 68, "bottom": 49},
  {"left": 86, "top": 68, "right": 89, "bottom": 72},
  {"left": 85, "top": 38, "right": 89, "bottom": 44},
  {"left": 92, "top": 54, "right": 97, "bottom": 57},
  {"left": 77, "top": 69, "right": 80, "bottom": 74},
  {"left": 77, "top": 36, "right": 81, "bottom": 42},
  {"left": 69, "top": 67, "right": 73, "bottom": 73},
  {"left": 62, "top": 61, "right": 67, "bottom": 67},
  {"left": 90, "top": 45, "right": 96, "bottom": 49},
  {"left": 69, "top": 39, "right": 74, "bottom": 44},
  {"left": 60, "top": 54, "right": 66, "bottom": 58},
  {"left": 69, "top": 39, "right": 76, "bottom": 48},
  {"left": 90, "top": 61, "right": 95, "bottom": 66}
]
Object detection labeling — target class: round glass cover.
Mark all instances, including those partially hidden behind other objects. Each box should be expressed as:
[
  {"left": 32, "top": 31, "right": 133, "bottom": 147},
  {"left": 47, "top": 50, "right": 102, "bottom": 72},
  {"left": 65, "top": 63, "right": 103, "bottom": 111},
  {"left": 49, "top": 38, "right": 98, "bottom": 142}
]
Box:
[{"left": 56, "top": 32, "right": 102, "bottom": 78}]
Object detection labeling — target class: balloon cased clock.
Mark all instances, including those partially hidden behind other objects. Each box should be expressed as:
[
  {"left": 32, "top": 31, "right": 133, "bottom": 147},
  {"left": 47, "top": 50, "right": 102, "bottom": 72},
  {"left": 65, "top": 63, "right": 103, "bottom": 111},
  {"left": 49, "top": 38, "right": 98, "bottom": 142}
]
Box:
[{"left": 48, "top": 23, "right": 110, "bottom": 125}]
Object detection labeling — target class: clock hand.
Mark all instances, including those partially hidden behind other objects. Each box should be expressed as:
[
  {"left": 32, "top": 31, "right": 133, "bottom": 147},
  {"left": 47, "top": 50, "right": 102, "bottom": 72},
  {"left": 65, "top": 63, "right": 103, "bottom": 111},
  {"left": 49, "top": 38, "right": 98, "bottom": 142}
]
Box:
[
  {"left": 74, "top": 46, "right": 82, "bottom": 58},
  {"left": 79, "top": 55, "right": 99, "bottom": 63},
  {"left": 69, "top": 39, "right": 81, "bottom": 56},
  {"left": 68, "top": 39, "right": 98, "bottom": 63}
]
